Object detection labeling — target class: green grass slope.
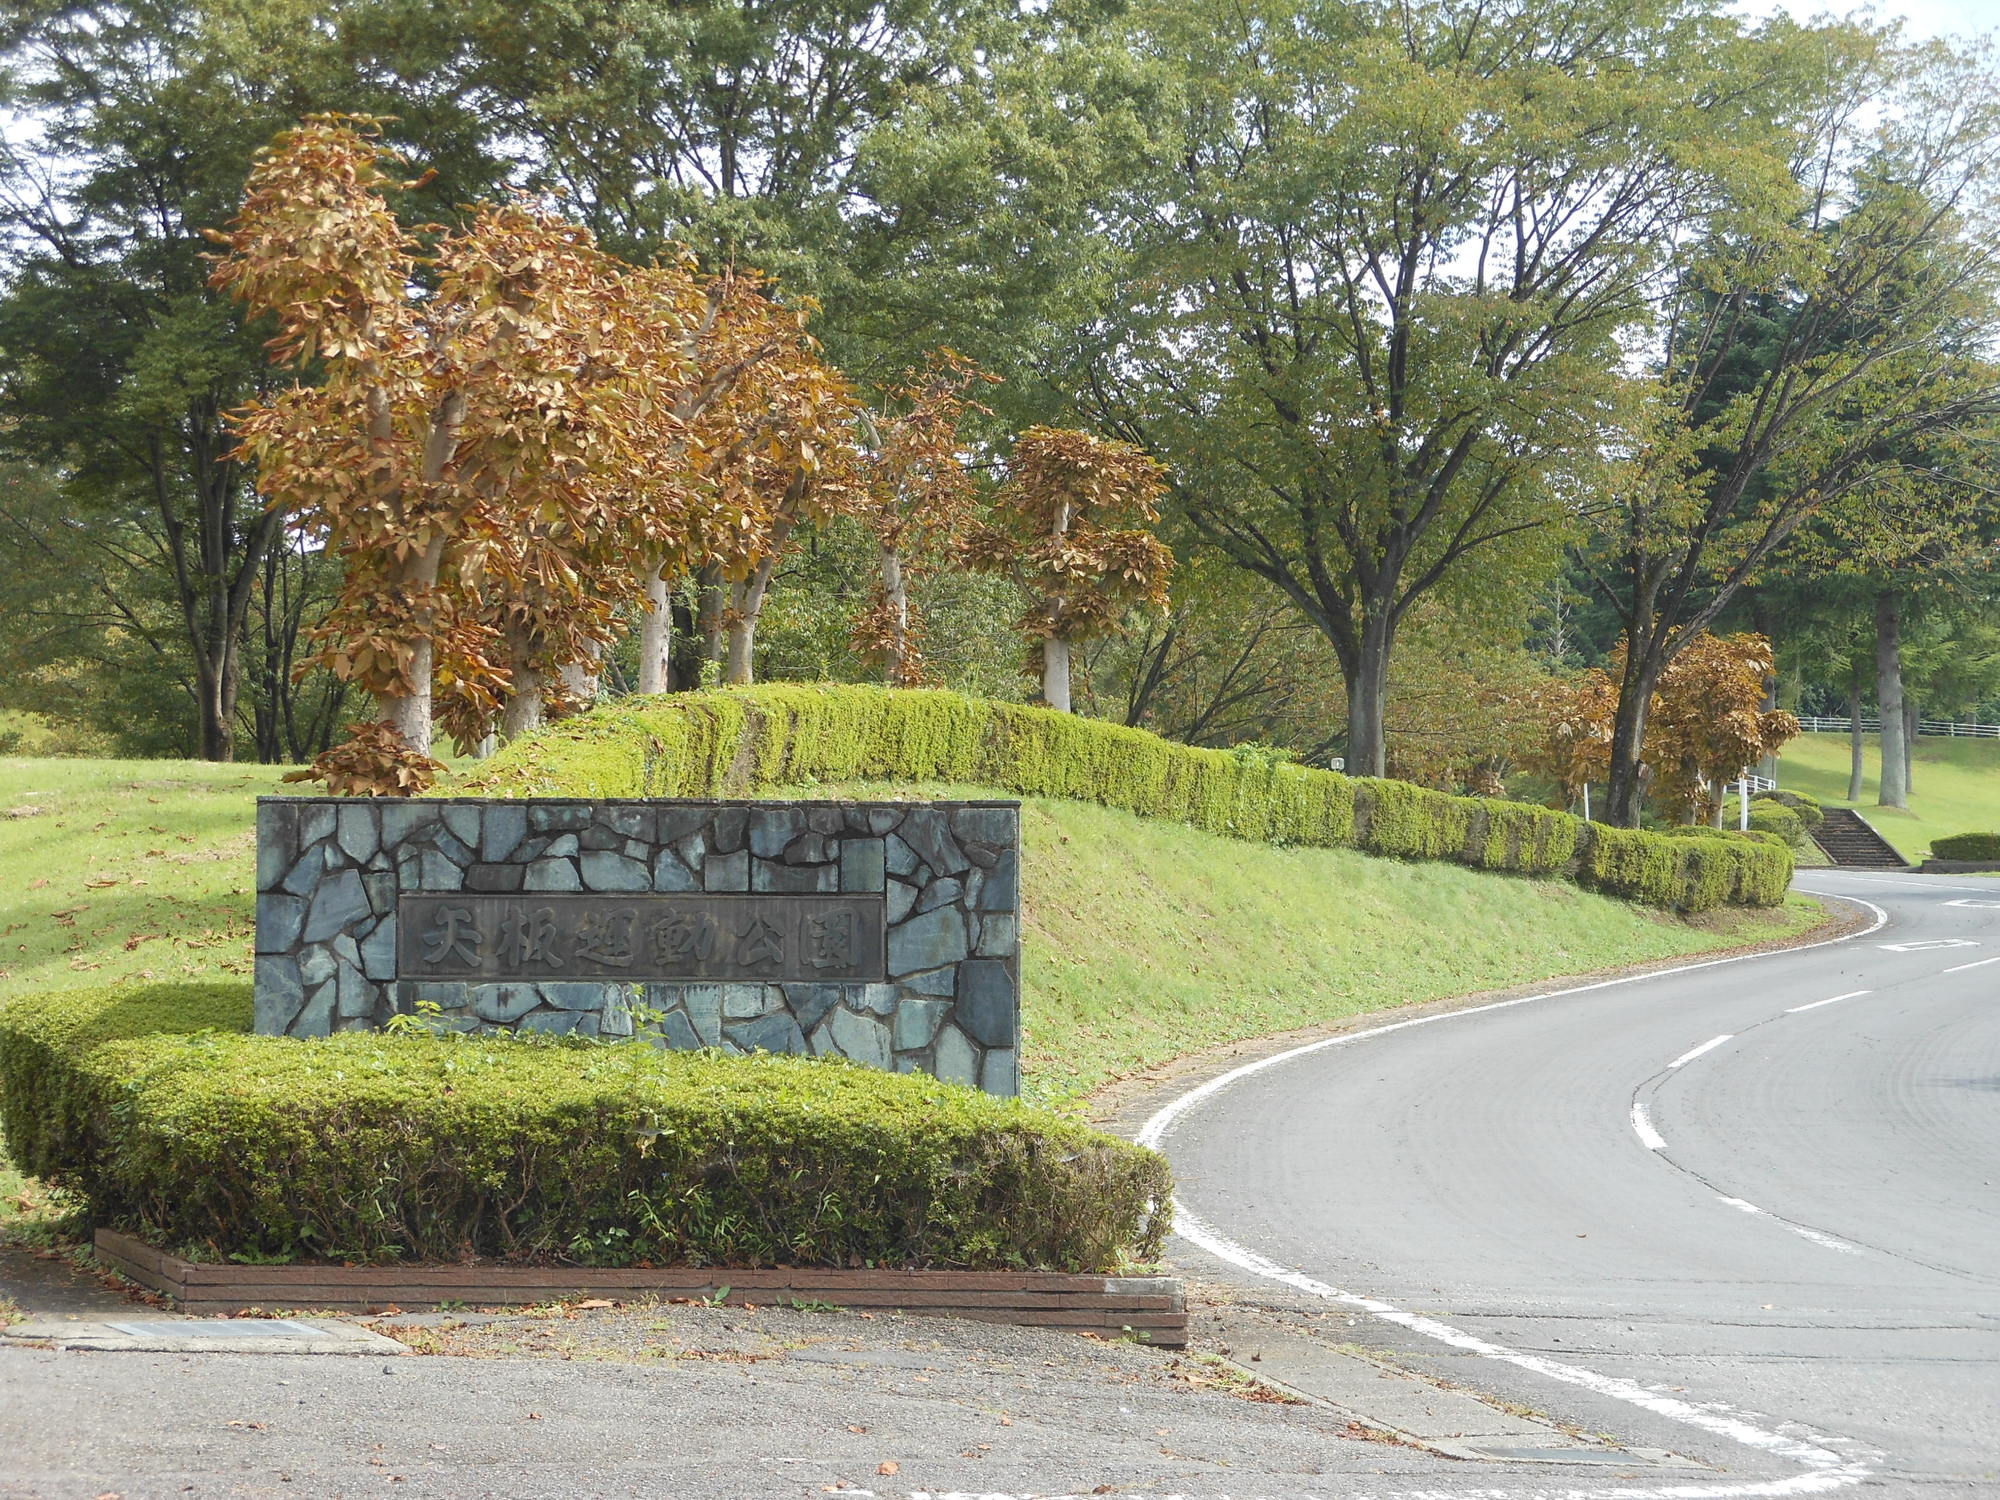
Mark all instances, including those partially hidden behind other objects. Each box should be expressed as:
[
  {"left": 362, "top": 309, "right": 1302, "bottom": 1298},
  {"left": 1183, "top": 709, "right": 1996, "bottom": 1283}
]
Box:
[
  {"left": 893, "top": 784, "right": 1818, "bottom": 1102},
  {"left": 0, "top": 755, "right": 1818, "bottom": 1110},
  {"left": 1777, "top": 732, "right": 2000, "bottom": 861},
  {"left": 0, "top": 758, "right": 290, "bottom": 1004}
]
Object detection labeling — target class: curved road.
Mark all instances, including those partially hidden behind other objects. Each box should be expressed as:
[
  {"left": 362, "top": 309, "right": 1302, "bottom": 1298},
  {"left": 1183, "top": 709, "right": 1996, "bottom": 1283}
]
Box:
[{"left": 1152, "top": 870, "right": 2000, "bottom": 1496}]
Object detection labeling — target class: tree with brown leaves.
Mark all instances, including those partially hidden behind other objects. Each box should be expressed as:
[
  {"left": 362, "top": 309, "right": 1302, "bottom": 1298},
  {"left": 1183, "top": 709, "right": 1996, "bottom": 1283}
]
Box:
[
  {"left": 1526, "top": 634, "right": 1796, "bottom": 822},
  {"left": 849, "top": 351, "right": 995, "bottom": 686},
  {"left": 966, "top": 427, "right": 1172, "bottom": 712},
  {"left": 211, "top": 117, "right": 820, "bottom": 781}
]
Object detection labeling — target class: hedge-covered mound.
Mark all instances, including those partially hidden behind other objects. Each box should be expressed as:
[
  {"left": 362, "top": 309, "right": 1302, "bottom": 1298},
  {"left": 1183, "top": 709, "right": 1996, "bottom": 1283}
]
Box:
[
  {"left": 0, "top": 983, "right": 1169, "bottom": 1271},
  {"left": 1756, "top": 789, "right": 1824, "bottom": 833},
  {"left": 1931, "top": 832, "right": 2000, "bottom": 860},
  {"left": 464, "top": 684, "right": 1790, "bottom": 911}
]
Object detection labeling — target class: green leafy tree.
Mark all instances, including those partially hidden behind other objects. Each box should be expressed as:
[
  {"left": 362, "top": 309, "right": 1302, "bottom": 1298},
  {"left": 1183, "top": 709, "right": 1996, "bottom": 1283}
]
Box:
[
  {"left": 1588, "top": 38, "right": 2000, "bottom": 825},
  {"left": 1074, "top": 0, "right": 1816, "bottom": 778}
]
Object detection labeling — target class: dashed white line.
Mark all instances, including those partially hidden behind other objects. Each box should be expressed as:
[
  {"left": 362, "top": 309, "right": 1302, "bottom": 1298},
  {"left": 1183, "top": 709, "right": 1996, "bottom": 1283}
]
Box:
[
  {"left": 1716, "top": 1197, "right": 1864, "bottom": 1256},
  {"left": 1137, "top": 890, "right": 1889, "bottom": 1496},
  {"left": 1942, "top": 954, "right": 2000, "bottom": 974},
  {"left": 1630, "top": 1102, "right": 1668, "bottom": 1150},
  {"left": 1786, "top": 990, "right": 1870, "bottom": 1013},
  {"left": 1669, "top": 1034, "right": 1733, "bottom": 1068}
]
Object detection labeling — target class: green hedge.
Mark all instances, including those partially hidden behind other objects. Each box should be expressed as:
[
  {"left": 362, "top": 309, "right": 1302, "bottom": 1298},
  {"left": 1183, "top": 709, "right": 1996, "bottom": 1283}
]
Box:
[
  {"left": 466, "top": 685, "right": 1788, "bottom": 911},
  {"left": 1930, "top": 832, "right": 2000, "bottom": 860},
  {"left": 0, "top": 983, "right": 1169, "bottom": 1271},
  {"left": 1755, "top": 789, "right": 1824, "bottom": 832},
  {"left": 1746, "top": 803, "right": 1805, "bottom": 845}
]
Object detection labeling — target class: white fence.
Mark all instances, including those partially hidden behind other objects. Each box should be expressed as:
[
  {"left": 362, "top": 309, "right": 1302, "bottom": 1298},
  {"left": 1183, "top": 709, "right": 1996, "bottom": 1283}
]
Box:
[{"left": 1797, "top": 715, "right": 2000, "bottom": 739}]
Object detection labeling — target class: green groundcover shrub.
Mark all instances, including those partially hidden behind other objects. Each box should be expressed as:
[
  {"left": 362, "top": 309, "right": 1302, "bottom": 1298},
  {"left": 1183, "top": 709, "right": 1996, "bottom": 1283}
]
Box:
[
  {"left": 1930, "top": 832, "right": 2000, "bottom": 861},
  {"left": 0, "top": 983, "right": 1170, "bottom": 1271},
  {"left": 465, "top": 684, "right": 1789, "bottom": 911}
]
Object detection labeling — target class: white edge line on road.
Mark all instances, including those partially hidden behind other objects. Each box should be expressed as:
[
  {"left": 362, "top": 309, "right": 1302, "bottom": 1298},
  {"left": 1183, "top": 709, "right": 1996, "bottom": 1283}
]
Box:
[
  {"left": 1716, "top": 1198, "right": 1864, "bottom": 1256},
  {"left": 1806, "top": 872, "right": 1984, "bottom": 891},
  {"left": 1668, "top": 1034, "right": 1733, "bottom": 1068},
  {"left": 1942, "top": 954, "right": 2000, "bottom": 974},
  {"left": 1785, "top": 990, "right": 1869, "bottom": 1013},
  {"left": 1632, "top": 1102, "right": 1669, "bottom": 1150},
  {"left": 1136, "top": 890, "right": 1889, "bottom": 1497},
  {"left": 1159, "top": 1202, "right": 1869, "bottom": 1499}
]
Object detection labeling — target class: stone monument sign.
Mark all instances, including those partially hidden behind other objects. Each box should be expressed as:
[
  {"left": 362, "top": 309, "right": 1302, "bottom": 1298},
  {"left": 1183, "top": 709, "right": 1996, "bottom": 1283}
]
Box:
[{"left": 254, "top": 797, "right": 1021, "bottom": 1094}]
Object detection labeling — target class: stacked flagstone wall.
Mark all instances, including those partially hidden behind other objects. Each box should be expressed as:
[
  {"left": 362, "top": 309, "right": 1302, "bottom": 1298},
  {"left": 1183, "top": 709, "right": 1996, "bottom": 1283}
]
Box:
[{"left": 254, "top": 797, "right": 1021, "bottom": 1095}]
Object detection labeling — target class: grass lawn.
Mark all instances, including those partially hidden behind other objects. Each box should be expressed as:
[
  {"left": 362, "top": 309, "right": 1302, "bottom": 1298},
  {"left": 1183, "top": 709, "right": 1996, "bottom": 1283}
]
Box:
[
  {"left": 0, "top": 757, "right": 1822, "bottom": 1111},
  {"left": 811, "top": 780, "right": 1823, "bottom": 1103},
  {"left": 0, "top": 758, "right": 294, "bottom": 1005},
  {"left": 0, "top": 753, "right": 1825, "bottom": 1261},
  {"left": 1777, "top": 731, "right": 2000, "bottom": 862}
]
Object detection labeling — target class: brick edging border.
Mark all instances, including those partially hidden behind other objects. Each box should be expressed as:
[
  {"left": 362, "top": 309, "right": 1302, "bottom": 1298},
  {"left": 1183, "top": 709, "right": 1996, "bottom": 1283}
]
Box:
[{"left": 93, "top": 1230, "right": 1186, "bottom": 1345}]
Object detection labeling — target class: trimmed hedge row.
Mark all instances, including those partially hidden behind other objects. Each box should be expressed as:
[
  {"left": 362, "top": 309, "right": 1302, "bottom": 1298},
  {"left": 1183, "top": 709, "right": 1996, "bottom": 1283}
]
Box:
[
  {"left": 467, "top": 685, "right": 1790, "bottom": 910},
  {"left": 1931, "top": 832, "right": 2000, "bottom": 860},
  {"left": 0, "top": 983, "right": 1169, "bottom": 1271},
  {"left": 1756, "top": 789, "right": 1824, "bottom": 833},
  {"left": 1746, "top": 803, "right": 1805, "bottom": 845}
]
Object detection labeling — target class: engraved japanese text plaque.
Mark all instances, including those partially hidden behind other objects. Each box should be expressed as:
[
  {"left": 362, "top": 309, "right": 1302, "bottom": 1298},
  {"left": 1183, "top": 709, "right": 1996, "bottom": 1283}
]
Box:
[{"left": 254, "top": 796, "right": 1021, "bottom": 1093}]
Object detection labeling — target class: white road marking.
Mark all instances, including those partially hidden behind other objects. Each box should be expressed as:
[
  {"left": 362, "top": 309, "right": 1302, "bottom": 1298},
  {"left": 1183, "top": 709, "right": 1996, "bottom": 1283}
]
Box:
[
  {"left": 1146, "top": 1203, "right": 1870, "bottom": 1498},
  {"left": 1785, "top": 990, "right": 1869, "bottom": 1013},
  {"left": 1877, "top": 938, "right": 1976, "bottom": 952},
  {"left": 1943, "top": 898, "right": 2000, "bottom": 908},
  {"left": 1668, "top": 1034, "right": 1733, "bottom": 1068},
  {"left": 1137, "top": 892, "right": 1889, "bottom": 1496},
  {"left": 1806, "top": 872, "right": 1983, "bottom": 891},
  {"left": 1942, "top": 954, "right": 2000, "bottom": 974},
  {"left": 1631, "top": 1103, "right": 1668, "bottom": 1150},
  {"left": 1715, "top": 1197, "right": 1864, "bottom": 1256}
]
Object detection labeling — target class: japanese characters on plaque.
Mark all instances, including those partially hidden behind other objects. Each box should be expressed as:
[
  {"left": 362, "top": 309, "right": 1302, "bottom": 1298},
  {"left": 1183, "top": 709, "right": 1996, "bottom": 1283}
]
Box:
[{"left": 398, "top": 894, "right": 885, "bottom": 984}]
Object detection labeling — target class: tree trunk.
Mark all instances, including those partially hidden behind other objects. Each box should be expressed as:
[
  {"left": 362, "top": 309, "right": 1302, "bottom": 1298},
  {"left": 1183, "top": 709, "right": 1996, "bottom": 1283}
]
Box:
[
  {"left": 1041, "top": 635, "right": 1072, "bottom": 712},
  {"left": 1903, "top": 696, "right": 1917, "bottom": 799},
  {"left": 1876, "top": 592, "right": 1907, "bottom": 810},
  {"left": 380, "top": 634, "right": 437, "bottom": 758},
  {"left": 1847, "top": 687, "right": 1865, "bottom": 802},
  {"left": 378, "top": 536, "right": 446, "bottom": 757},
  {"left": 697, "top": 567, "right": 726, "bottom": 677},
  {"left": 725, "top": 556, "right": 779, "bottom": 686},
  {"left": 637, "top": 566, "right": 672, "bottom": 695},
  {"left": 1605, "top": 650, "right": 1666, "bottom": 828},
  {"left": 559, "top": 638, "right": 600, "bottom": 706},
  {"left": 881, "top": 546, "right": 911, "bottom": 687},
  {"left": 500, "top": 663, "right": 544, "bottom": 742},
  {"left": 1344, "top": 610, "right": 1395, "bottom": 779},
  {"left": 559, "top": 661, "right": 595, "bottom": 703}
]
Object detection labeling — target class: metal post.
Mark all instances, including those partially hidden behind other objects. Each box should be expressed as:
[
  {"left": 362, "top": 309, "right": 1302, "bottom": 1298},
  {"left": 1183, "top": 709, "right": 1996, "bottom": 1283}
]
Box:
[
  {"left": 1739, "top": 779, "right": 1750, "bottom": 832},
  {"left": 1582, "top": 782, "right": 1591, "bottom": 821}
]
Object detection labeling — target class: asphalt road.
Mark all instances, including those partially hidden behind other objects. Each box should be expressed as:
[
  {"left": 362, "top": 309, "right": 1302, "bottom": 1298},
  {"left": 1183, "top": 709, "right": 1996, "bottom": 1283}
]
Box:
[{"left": 1153, "top": 869, "right": 2000, "bottom": 1497}]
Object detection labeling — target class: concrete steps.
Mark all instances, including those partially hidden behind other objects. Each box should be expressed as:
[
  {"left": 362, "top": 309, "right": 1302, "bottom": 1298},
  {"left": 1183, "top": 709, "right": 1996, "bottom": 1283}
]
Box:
[{"left": 1811, "top": 808, "right": 1908, "bottom": 870}]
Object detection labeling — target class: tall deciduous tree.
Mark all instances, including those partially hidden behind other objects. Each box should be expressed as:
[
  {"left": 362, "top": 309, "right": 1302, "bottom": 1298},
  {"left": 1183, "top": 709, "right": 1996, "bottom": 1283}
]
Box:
[
  {"left": 0, "top": 0, "right": 493, "bottom": 759},
  {"left": 1642, "top": 634, "right": 1799, "bottom": 824},
  {"left": 1076, "top": 0, "right": 1811, "bottom": 777},
  {"left": 850, "top": 351, "right": 993, "bottom": 686},
  {"left": 1588, "top": 40, "right": 2000, "bottom": 825},
  {"left": 966, "top": 427, "right": 1171, "bottom": 711}
]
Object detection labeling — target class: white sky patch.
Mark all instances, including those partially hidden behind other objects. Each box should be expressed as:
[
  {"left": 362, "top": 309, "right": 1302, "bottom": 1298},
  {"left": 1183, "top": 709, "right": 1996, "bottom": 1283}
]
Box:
[{"left": 1736, "top": 0, "right": 1999, "bottom": 40}]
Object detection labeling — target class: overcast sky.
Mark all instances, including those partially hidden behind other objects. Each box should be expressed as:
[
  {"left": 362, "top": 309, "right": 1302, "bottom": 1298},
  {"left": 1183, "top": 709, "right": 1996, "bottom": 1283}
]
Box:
[{"left": 1746, "top": 0, "right": 1999, "bottom": 38}]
